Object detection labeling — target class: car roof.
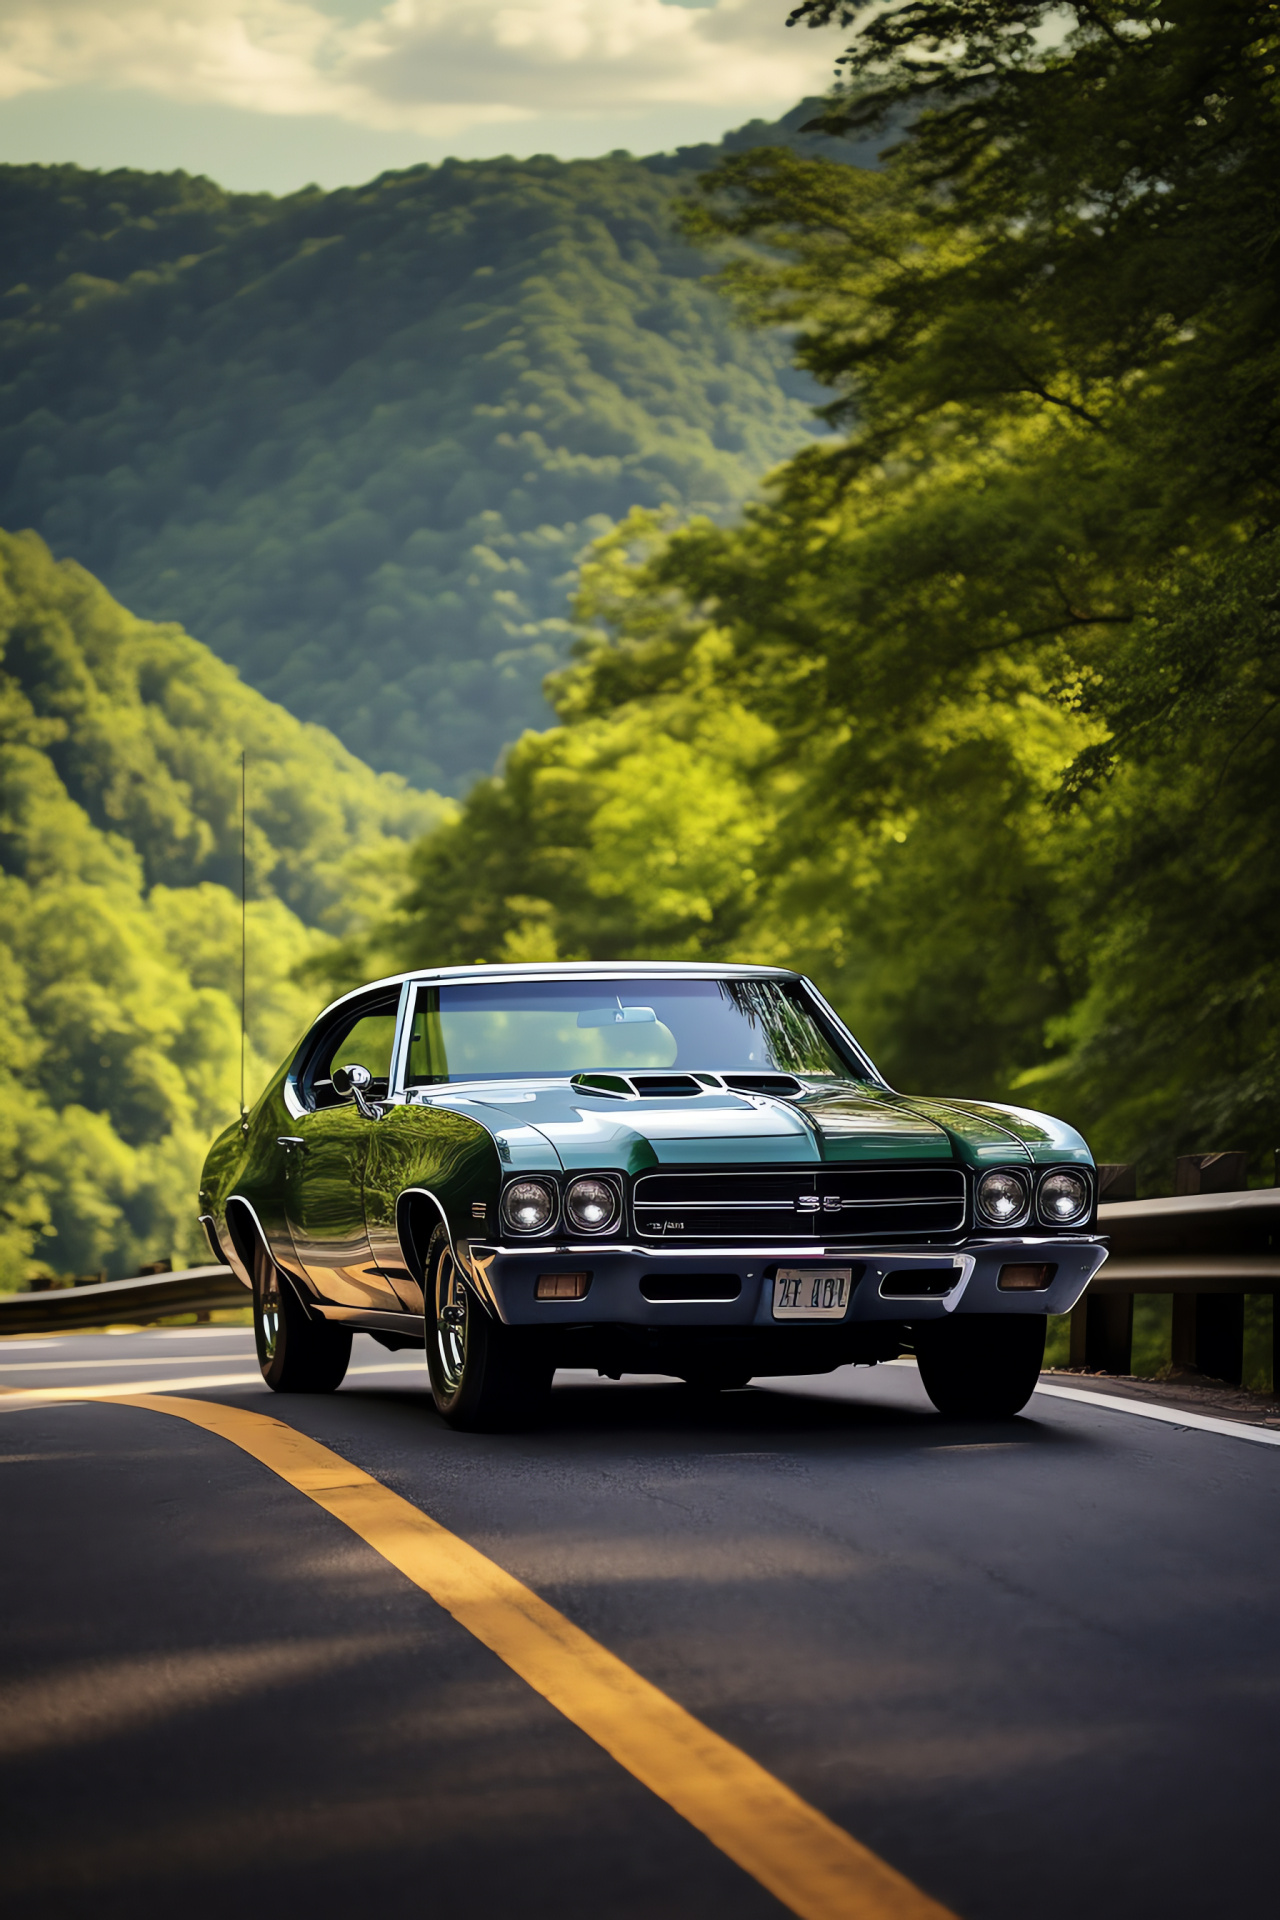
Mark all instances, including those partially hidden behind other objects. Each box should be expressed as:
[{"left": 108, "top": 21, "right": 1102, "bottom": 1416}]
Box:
[{"left": 312, "top": 961, "right": 803, "bottom": 1025}]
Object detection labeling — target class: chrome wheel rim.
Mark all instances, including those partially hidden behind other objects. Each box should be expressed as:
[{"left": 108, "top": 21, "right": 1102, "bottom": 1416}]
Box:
[
  {"left": 433, "top": 1246, "right": 467, "bottom": 1394},
  {"left": 258, "top": 1262, "right": 281, "bottom": 1361}
]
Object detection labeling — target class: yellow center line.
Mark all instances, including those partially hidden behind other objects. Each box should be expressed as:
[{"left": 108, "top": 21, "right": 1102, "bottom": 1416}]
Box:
[
  {"left": 0, "top": 1361, "right": 421, "bottom": 1409},
  {"left": 91, "top": 1391, "right": 955, "bottom": 1920}
]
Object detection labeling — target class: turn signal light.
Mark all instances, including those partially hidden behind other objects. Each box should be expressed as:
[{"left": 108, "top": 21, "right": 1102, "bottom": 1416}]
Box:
[
  {"left": 997, "top": 1262, "right": 1056, "bottom": 1291},
  {"left": 536, "top": 1272, "right": 591, "bottom": 1300}
]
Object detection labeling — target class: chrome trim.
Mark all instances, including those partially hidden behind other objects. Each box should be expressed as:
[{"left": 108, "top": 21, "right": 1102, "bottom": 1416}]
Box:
[
  {"left": 469, "top": 1235, "right": 1105, "bottom": 1261},
  {"left": 563, "top": 1173, "right": 624, "bottom": 1236},
  {"left": 313, "top": 1305, "right": 425, "bottom": 1334},
  {"left": 499, "top": 1176, "right": 561, "bottom": 1238},
  {"left": 797, "top": 973, "right": 887, "bottom": 1086},
  {"left": 974, "top": 1166, "right": 1033, "bottom": 1230},
  {"left": 1035, "top": 1165, "right": 1093, "bottom": 1229},
  {"left": 221, "top": 1194, "right": 270, "bottom": 1287},
  {"left": 472, "top": 1241, "right": 938, "bottom": 1259},
  {"left": 395, "top": 1185, "right": 497, "bottom": 1317},
  {"left": 287, "top": 978, "right": 410, "bottom": 1117},
  {"left": 300, "top": 962, "right": 886, "bottom": 1098},
  {"left": 197, "top": 1212, "right": 233, "bottom": 1273},
  {"left": 868, "top": 1252, "right": 977, "bottom": 1312},
  {"left": 387, "top": 979, "right": 414, "bottom": 1098},
  {"left": 632, "top": 1196, "right": 962, "bottom": 1213},
  {"left": 305, "top": 960, "right": 807, "bottom": 1040},
  {"left": 221, "top": 1193, "right": 310, "bottom": 1312}
]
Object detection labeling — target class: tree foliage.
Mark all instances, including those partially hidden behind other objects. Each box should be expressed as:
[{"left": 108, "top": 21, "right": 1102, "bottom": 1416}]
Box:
[
  {"left": 0, "top": 528, "right": 445, "bottom": 1286},
  {"left": 0, "top": 114, "right": 850, "bottom": 793},
  {"left": 356, "top": 0, "right": 1280, "bottom": 1188}
]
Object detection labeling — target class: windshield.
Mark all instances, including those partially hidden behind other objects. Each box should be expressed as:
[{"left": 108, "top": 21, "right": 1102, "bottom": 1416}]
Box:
[{"left": 403, "top": 977, "right": 863, "bottom": 1083}]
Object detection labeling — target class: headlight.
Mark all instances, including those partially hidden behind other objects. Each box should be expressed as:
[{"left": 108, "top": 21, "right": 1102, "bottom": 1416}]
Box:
[
  {"left": 976, "top": 1168, "right": 1030, "bottom": 1226},
  {"left": 1038, "top": 1168, "right": 1090, "bottom": 1225},
  {"left": 565, "top": 1176, "right": 620, "bottom": 1234},
  {"left": 501, "top": 1180, "right": 557, "bottom": 1235}
]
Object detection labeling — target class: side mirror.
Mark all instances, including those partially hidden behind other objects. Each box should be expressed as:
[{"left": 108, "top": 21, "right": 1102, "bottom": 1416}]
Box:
[
  {"left": 331, "top": 1061, "right": 381, "bottom": 1120},
  {"left": 330, "top": 1063, "right": 371, "bottom": 1097}
]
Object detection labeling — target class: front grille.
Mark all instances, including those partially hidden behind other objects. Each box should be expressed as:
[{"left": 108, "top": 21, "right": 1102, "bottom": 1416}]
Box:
[{"left": 632, "top": 1167, "right": 966, "bottom": 1243}]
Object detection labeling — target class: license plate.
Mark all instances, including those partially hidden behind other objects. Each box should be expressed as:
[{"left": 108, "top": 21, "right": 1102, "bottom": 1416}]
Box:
[{"left": 772, "top": 1267, "right": 854, "bottom": 1321}]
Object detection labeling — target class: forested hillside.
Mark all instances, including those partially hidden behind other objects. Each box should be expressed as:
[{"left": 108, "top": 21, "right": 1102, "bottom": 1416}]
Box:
[
  {"left": 0, "top": 528, "right": 445, "bottom": 1286},
  {"left": 342, "top": 0, "right": 1280, "bottom": 1191},
  {"left": 0, "top": 109, "right": 857, "bottom": 792}
]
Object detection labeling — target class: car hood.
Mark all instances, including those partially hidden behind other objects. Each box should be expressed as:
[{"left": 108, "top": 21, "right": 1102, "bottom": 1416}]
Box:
[{"left": 412, "top": 1082, "right": 1091, "bottom": 1173}]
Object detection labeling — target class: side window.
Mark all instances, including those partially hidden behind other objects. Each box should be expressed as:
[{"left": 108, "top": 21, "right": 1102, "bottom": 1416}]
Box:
[
  {"left": 306, "top": 994, "right": 401, "bottom": 1109},
  {"left": 405, "top": 986, "right": 447, "bottom": 1085}
]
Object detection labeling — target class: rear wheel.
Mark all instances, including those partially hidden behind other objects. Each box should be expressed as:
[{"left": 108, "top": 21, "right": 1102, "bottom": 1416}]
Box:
[
  {"left": 914, "top": 1313, "right": 1046, "bottom": 1419},
  {"left": 424, "top": 1226, "right": 552, "bottom": 1430},
  {"left": 252, "top": 1240, "right": 351, "bottom": 1392}
]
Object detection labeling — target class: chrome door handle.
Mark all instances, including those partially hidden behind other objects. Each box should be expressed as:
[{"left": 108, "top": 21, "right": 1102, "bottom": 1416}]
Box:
[{"left": 277, "top": 1136, "right": 306, "bottom": 1151}]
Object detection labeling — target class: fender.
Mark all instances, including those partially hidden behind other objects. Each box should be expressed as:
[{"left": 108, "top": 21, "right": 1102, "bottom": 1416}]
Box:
[
  {"left": 397, "top": 1185, "right": 497, "bottom": 1318},
  {"left": 224, "top": 1194, "right": 317, "bottom": 1321}
]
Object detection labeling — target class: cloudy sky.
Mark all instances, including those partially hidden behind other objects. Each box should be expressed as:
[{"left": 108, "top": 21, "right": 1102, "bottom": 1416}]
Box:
[{"left": 0, "top": 0, "right": 841, "bottom": 191}]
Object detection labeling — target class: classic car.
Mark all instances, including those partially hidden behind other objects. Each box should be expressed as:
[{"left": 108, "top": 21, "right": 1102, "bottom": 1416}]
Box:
[{"left": 199, "top": 962, "right": 1108, "bottom": 1428}]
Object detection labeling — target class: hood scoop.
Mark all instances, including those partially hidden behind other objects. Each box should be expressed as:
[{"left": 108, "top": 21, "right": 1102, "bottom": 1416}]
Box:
[
  {"left": 718, "top": 1073, "right": 803, "bottom": 1096},
  {"left": 572, "top": 1072, "right": 705, "bottom": 1099}
]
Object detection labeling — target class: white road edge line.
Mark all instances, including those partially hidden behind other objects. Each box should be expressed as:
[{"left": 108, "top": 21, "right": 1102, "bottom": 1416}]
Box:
[{"left": 1034, "top": 1381, "right": 1280, "bottom": 1448}]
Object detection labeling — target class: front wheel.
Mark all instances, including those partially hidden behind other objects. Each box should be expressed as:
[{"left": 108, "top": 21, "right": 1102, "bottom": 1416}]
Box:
[
  {"left": 252, "top": 1240, "right": 351, "bottom": 1392},
  {"left": 424, "top": 1227, "right": 552, "bottom": 1431},
  {"left": 914, "top": 1313, "right": 1046, "bottom": 1419}
]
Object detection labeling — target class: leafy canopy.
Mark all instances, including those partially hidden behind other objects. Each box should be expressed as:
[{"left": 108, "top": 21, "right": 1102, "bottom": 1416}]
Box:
[
  {"left": 356, "top": 0, "right": 1280, "bottom": 1186},
  {"left": 0, "top": 528, "right": 445, "bottom": 1287}
]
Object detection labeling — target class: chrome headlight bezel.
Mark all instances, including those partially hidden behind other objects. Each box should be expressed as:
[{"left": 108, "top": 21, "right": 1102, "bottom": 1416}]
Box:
[
  {"left": 1036, "top": 1167, "right": 1092, "bottom": 1228},
  {"left": 975, "top": 1167, "right": 1032, "bottom": 1229},
  {"left": 500, "top": 1178, "right": 559, "bottom": 1237},
  {"left": 564, "top": 1174, "right": 622, "bottom": 1236}
]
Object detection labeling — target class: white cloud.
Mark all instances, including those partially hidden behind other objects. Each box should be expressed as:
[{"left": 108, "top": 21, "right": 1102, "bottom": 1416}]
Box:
[{"left": 0, "top": 0, "right": 837, "bottom": 135}]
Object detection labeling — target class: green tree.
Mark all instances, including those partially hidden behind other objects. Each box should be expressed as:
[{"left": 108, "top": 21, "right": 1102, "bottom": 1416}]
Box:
[
  {"left": 0, "top": 527, "right": 445, "bottom": 1286},
  {"left": 0, "top": 122, "right": 842, "bottom": 794},
  {"left": 358, "top": 1, "right": 1280, "bottom": 1185}
]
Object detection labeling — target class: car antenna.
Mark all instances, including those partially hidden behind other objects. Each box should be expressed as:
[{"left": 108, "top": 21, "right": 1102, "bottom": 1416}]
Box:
[{"left": 240, "top": 749, "right": 248, "bottom": 1132}]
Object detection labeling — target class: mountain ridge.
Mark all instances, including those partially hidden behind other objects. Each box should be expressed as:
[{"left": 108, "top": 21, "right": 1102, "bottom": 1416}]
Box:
[{"left": 0, "top": 103, "right": 874, "bottom": 791}]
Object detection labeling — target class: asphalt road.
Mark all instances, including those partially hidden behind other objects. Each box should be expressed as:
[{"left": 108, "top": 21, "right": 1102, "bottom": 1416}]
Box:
[{"left": 2, "top": 1328, "right": 1277, "bottom": 1920}]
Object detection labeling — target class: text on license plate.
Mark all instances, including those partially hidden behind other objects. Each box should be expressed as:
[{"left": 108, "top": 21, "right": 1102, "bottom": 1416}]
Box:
[{"left": 773, "top": 1267, "right": 854, "bottom": 1320}]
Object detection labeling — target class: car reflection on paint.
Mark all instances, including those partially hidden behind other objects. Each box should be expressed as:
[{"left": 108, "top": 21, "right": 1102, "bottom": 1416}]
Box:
[{"left": 199, "top": 963, "right": 1107, "bottom": 1429}]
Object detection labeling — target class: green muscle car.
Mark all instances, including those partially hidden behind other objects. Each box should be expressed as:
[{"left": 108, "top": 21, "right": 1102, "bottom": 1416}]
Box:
[{"left": 199, "top": 963, "right": 1107, "bottom": 1428}]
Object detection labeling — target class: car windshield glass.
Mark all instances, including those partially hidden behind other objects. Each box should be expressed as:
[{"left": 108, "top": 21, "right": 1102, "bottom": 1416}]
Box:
[{"left": 404, "top": 978, "right": 863, "bottom": 1083}]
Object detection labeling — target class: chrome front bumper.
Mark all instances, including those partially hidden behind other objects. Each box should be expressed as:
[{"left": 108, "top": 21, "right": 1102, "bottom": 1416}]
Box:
[{"left": 460, "top": 1237, "right": 1108, "bottom": 1326}]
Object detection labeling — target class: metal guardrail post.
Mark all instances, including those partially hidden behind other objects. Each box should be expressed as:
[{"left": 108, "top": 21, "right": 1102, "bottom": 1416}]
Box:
[
  {"left": 1071, "top": 1166, "right": 1136, "bottom": 1370},
  {"left": 1173, "top": 1154, "right": 1247, "bottom": 1384},
  {"left": 1069, "top": 1293, "right": 1133, "bottom": 1373}
]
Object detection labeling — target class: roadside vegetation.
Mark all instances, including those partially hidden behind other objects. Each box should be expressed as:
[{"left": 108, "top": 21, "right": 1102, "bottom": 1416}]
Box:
[
  {"left": 9, "top": 1, "right": 1278, "bottom": 1280},
  {"left": 345, "top": 0, "right": 1280, "bottom": 1188},
  {"left": 0, "top": 530, "right": 444, "bottom": 1285}
]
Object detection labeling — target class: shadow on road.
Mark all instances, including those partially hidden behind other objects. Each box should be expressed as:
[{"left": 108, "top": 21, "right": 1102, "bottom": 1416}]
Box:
[{"left": 321, "top": 1368, "right": 1084, "bottom": 1458}]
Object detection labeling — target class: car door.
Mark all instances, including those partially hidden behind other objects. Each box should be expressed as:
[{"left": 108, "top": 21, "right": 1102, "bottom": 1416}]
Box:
[
  {"left": 282, "top": 989, "right": 404, "bottom": 1311},
  {"left": 362, "top": 981, "right": 505, "bottom": 1312}
]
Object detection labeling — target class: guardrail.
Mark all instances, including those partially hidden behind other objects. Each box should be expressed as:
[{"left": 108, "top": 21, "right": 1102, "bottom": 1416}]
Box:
[
  {"left": 0, "top": 1265, "right": 245, "bottom": 1337},
  {"left": 2, "top": 1157, "right": 1276, "bottom": 1389},
  {"left": 1080, "top": 1162, "right": 1279, "bottom": 1386}
]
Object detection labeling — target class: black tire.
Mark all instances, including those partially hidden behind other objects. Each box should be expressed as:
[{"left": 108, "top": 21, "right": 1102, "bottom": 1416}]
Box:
[
  {"left": 423, "top": 1225, "right": 552, "bottom": 1431},
  {"left": 914, "top": 1313, "right": 1046, "bottom": 1419},
  {"left": 252, "top": 1240, "right": 352, "bottom": 1392}
]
